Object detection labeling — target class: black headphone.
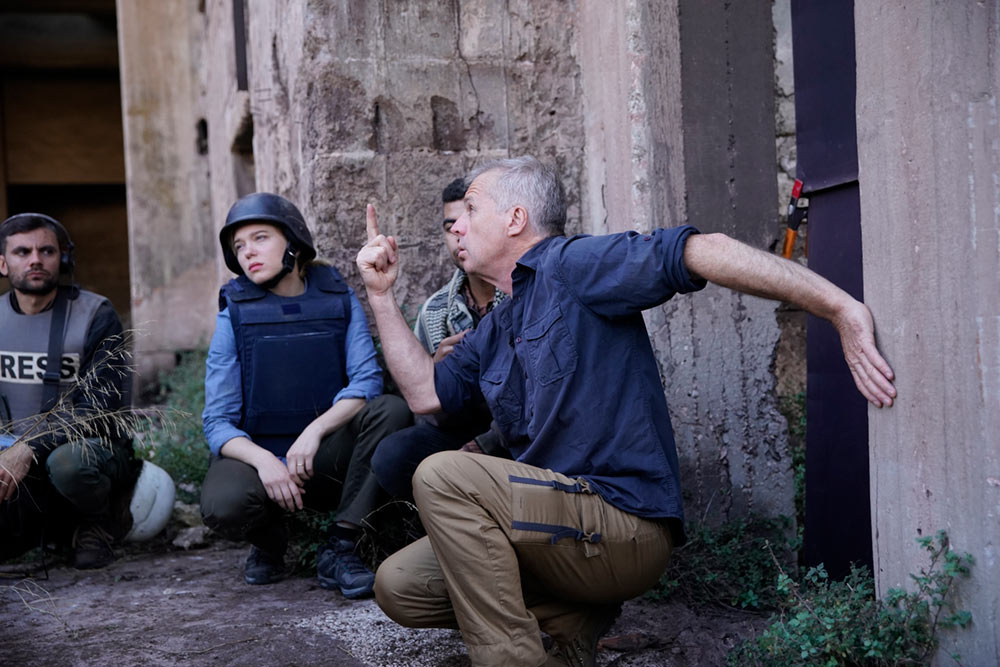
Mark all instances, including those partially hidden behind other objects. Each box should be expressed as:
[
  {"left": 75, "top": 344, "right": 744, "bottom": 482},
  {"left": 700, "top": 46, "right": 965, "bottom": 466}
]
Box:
[{"left": 0, "top": 212, "right": 76, "bottom": 275}]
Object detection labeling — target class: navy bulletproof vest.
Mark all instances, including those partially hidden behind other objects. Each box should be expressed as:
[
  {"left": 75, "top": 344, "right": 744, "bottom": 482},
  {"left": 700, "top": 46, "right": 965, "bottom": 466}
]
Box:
[{"left": 221, "top": 265, "right": 351, "bottom": 456}]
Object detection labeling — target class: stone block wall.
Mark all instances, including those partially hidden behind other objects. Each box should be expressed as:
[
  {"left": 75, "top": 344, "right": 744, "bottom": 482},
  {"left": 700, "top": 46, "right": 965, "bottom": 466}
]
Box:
[{"left": 244, "top": 0, "right": 586, "bottom": 312}]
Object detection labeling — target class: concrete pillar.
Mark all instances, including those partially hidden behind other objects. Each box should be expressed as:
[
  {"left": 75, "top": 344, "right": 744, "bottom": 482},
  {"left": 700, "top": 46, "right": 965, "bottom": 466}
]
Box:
[
  {"left": 576, "top": 0, "right": 685, "bottom": 236},
  {"left": 577, "top": 1, "right": 792, "bottom": 523},
  {"left": 202, "top": 0, "right": 255, "bottom": 288},
  {"left": 116, "top": 0, "right": 216, "bottom": 384},
  {"left": 856, "top": 2, "right": 1000, "bottom": 663}
]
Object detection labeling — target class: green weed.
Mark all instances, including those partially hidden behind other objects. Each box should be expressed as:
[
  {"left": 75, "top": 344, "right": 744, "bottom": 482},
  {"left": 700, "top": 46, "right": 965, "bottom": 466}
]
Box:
[
  {"left": 135, "top": 349, "right": 210, "bottom": 504},
  {"left": 779, "top": 391, "right": 807, "bottom": 534},
  {"left": 648, "top": 515, "right": 798, "bottom": 610},
  {"left": 730, "top": 531, "right": 974, "bottom": 666}
]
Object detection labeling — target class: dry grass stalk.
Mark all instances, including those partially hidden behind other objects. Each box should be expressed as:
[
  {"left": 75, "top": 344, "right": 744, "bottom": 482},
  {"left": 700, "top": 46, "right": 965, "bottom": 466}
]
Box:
[{"left": 1, "top": 329, "right": 175, "bottom": 484}]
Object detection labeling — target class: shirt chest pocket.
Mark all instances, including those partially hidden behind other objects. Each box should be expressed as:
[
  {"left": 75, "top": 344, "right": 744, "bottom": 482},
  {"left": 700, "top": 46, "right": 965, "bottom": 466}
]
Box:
[
  {"left": 480, "top": 364, "right": 523, "bottom": 429},
  {"left": 523, "top": 304, "right": 578, "bottom": 386}
]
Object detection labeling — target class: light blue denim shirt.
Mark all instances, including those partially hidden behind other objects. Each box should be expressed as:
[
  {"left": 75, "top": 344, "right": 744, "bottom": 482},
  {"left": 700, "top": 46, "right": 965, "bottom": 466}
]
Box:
[{"left": 202, "top": 286, "right": 383, "bottom": 457}]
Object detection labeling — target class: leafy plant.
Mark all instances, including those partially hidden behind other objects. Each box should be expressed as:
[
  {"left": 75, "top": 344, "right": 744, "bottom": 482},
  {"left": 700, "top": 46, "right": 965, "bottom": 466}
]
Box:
[
  {"left": 730, "top": 531, "right": 974, "bottom": 666},
  {"left": 647, "top": 514, "right": 798, "bottom": 610},
  {"left": 135, "top": 349, "right": 210, "bottom": 503},
  {"left": 288, "top": 499, "right": 424, "bottom": 573},
  {"left": 779, "top": 390, "right": 807, "bottom": 534}
]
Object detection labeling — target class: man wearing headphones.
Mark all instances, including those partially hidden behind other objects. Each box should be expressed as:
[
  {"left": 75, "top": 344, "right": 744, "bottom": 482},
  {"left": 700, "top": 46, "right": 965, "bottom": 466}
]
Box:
[{"left": 0, "top": 212, "right": 139, "bottom": 569}]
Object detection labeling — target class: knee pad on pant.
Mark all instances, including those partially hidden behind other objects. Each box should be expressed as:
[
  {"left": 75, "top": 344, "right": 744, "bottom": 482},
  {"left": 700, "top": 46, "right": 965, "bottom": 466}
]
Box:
[
  {"left": 46, "top": 442, "right": 103, "bottom": 502},
  {"left": 373, "top": 546, "right": 454, "bottom": 629}
]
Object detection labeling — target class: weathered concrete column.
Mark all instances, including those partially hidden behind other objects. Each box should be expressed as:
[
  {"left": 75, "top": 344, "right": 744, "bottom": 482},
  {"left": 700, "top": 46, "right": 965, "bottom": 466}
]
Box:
[
  {"left": 577, "top": 1, "right": 793, "bottom": 524},
  {"left": 856, "top": 3, "right": 1000, "bottom": 663},
  {"left": 202, "top": 0, "right": 255, "bottom": 288},
  {"left": 117, "top": 0, "right": 216, "bottom": 384}
]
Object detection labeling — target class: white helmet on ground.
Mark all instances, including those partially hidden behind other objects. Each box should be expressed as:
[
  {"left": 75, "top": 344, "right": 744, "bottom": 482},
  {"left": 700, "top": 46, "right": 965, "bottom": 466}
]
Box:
[{"left": 125, "top": 461, "right": 176, "bottom": 542}]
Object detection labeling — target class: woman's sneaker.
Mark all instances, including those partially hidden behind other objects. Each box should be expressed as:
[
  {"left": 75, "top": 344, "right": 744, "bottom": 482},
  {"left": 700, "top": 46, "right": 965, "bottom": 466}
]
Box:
[
  {"left": 316, "top": 538, "right": 375, "bottom": 599},
  {"left": 244, "top": 545, "right": 287, "bottom": 585}
]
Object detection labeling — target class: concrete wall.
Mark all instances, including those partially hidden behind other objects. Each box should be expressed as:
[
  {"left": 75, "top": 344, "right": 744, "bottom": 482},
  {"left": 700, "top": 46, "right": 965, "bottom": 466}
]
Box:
[
  {"left": 856, "top": 2, "right": 1000, "bottom": 663},
  {"left": 201, "top": 0, "right": 255, "bottom": 289},
  {"left": 577, "top": 0, "right": 685, "bottom": 236},
  {"left": 116, "top": 0, "right": 216, "bottom": 382},
  {"left": 577, "top": 1, "right": 792, "bottom": 523}
]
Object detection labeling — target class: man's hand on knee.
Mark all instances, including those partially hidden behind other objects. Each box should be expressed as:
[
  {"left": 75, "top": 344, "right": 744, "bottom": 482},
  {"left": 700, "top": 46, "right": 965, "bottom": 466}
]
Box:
[
  {"left": 459, "top": 440, "right": 483, "bottom": 454},
  {"left": 0, "top": 441, "right": 34, "bottom": 502}
]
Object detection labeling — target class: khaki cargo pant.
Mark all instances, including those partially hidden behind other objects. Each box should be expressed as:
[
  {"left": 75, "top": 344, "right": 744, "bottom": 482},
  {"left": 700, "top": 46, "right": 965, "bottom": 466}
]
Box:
[{"left": 374, "top": 451, "right": 673, "bottom": 667}]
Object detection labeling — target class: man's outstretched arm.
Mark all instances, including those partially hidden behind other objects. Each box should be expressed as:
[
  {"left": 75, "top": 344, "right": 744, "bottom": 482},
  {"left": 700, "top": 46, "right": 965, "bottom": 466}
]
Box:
[
  {"left": 356, "top": 204, "right": 442, "bottom": 414},
  {"left": 683, "top": 232, "right": 896, "bottom": 408}
]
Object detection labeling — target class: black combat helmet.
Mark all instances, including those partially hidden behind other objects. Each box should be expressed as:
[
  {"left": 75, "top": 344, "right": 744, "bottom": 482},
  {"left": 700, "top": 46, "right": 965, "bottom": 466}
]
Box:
[{"left": 219, "top": 192, "right": 316, "bottom": 276}]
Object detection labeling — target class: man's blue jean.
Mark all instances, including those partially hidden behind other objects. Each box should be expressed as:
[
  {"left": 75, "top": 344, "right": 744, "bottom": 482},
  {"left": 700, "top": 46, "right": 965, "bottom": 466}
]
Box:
[{"left": 371, "top": 420, "right": 475, "bottom": 500}]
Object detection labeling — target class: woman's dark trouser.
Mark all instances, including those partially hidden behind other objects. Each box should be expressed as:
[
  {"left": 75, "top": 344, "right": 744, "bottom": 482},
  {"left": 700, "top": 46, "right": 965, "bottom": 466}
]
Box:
[{"left": 200, "top": 395, "right": 412, "bottom": 553}]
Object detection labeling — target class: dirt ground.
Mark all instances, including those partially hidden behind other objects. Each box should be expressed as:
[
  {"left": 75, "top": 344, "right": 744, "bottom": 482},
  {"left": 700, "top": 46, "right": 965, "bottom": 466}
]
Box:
[{"left": 1, "top": 540, "right": 767, "bottom": 667}]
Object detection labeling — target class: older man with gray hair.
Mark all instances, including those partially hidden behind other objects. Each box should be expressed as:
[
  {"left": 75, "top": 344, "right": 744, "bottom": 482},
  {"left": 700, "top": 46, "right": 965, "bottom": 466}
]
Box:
[{"left": 357, "top": 155, "right": 895, "bottom": 667}]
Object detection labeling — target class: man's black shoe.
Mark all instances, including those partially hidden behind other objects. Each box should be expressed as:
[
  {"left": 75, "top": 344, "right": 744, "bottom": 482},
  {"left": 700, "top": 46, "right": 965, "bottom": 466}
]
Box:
[
  {"left": 244, "top": 545, "right": 287, "bottom": 585},
  {"left": 72, "top": 523, "right": 116, "bottom": 570}
]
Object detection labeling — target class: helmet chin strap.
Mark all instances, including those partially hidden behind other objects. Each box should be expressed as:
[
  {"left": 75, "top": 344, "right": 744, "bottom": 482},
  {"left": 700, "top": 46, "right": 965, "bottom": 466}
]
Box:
[{"left": 257, "top": 243, "right": 298, "bottom": 290}]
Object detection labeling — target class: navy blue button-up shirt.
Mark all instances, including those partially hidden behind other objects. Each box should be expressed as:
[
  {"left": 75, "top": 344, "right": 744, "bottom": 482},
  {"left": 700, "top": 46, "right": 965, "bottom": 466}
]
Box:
[{"left": 434, "top": 226, "right": 705, "bottom": 532}]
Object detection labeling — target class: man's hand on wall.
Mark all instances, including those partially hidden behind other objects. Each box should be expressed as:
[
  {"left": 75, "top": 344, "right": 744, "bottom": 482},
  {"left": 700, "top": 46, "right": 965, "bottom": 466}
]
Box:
[
  {"left": 832, "top": 300, "right": 896, "bottom": 408},
  {"left": 0, "top": 441, "right": 34, "bottom": 502}
]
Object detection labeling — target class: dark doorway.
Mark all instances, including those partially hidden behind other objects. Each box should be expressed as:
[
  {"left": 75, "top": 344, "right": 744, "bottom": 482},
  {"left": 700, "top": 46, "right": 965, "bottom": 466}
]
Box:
[
  {"left": 792, "top": 0, "right": 872, "bottom": 579},
  {"left": 0, "top": 2, "right": 129, "bottom": 323}
]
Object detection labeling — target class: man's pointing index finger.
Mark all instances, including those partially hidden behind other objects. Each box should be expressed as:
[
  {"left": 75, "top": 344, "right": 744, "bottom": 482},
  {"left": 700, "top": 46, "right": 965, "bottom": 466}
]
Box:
[{"left": 366, "top": 203, "right": 379, "bottom": 242}]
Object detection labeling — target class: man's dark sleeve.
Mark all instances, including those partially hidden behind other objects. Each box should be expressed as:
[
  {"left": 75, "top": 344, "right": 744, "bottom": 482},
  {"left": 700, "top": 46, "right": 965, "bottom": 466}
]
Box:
[
  {"left": 555, "top": 226, "right": 706, "bottom": 318},
  {"left": 79, "top": 301, "right": 132, "bottom": 414},
  {"left": 433, "top": 320, "right": 484, "bottom": 414}
]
